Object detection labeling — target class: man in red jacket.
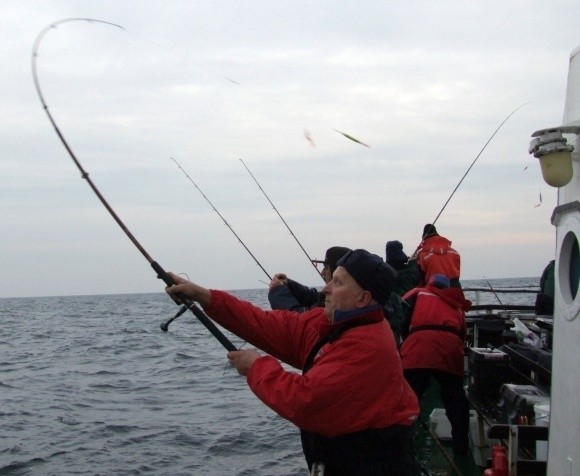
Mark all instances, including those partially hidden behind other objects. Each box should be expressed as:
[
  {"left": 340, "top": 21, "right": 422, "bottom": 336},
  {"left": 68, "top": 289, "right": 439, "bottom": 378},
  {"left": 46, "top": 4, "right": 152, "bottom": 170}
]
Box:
[
  {"left": 415, "top": 224, "right": 461, "bottom": 287},
  {"left": 166, "top": 249, "right": 421, "bottom": 475},
  {"left": 400, "top": 274, "right": 472, "bottom": 454}
]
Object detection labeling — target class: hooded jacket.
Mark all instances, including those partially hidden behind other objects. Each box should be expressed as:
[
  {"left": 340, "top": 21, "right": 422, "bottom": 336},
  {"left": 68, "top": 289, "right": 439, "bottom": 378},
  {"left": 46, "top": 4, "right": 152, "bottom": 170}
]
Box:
[
  {"left": 400, "top": 284, "right": 471, "bottom": 376},
  {"left": 417, "top": 235, "right": 461, "bottom": 284}
]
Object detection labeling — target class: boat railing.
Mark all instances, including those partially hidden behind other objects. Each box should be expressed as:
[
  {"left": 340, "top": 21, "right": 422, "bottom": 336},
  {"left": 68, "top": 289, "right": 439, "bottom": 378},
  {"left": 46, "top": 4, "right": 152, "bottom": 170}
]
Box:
[
  {"left": 463, "top": 286, "right": 539, "bottom": 316},
  {"left": 462, "top": 286, "right": 549, "bottom": 351}
]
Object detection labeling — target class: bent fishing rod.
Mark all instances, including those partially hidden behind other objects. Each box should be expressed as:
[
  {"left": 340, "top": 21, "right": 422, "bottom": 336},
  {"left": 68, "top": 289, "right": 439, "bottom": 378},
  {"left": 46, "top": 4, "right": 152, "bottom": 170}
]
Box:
[
  {"left": 32, "top": 18, "right": 235, "bottom": 350},
  {"left": 415, "top": 103, "right": 528, "bottom": 251},
  {"left": 239, "top": 159, "right": 324, "bottom": 280},
  {"left": 171, "top": 157, "right": 272, "bottom": 281}
]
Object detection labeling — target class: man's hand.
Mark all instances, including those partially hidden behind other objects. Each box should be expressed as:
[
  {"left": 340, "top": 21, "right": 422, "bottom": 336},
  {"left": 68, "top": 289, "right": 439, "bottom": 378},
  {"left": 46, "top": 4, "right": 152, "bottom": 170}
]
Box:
[
  {"left": 165, "top": 272, "right": 212, "bottom": 306},
  {"left": 227, "top": 349, "right": 261, "bottom": 376},
  {"left": 269, "top": 273, "right": 288, "bottom": 289}
]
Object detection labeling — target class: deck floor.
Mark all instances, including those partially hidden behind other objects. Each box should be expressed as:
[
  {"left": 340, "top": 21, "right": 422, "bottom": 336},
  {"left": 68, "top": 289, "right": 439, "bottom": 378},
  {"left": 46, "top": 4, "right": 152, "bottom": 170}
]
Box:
[{"left": 416, "top": 380, "right": 485, "bottom": 476}]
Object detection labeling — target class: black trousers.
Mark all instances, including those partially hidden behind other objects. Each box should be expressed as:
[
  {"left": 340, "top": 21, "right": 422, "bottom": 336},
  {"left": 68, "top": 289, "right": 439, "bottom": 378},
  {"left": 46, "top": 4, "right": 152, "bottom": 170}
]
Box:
[
  {"left": 301, "top": 424, "right": 421, "bottom": 475},
  {"left": 403, "top": 368, "right": 469, "bottom": 453}
]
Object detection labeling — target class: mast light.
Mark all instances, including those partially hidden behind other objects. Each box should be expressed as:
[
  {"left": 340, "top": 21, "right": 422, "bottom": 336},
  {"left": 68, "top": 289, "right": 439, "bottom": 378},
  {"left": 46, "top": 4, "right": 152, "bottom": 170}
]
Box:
[{"left": 529, "top": 121, "right": 580, "bottom": 187}]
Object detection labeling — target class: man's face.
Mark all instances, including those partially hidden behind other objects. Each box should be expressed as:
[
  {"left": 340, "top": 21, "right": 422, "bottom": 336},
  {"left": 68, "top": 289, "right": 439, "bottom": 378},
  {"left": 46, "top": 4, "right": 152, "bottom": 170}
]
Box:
[
  {"left": 321, "top": 266, "right": 365, "bottom": 321},
  {"left": 321, "top": 263, "right": 333, "bottom": 283}
]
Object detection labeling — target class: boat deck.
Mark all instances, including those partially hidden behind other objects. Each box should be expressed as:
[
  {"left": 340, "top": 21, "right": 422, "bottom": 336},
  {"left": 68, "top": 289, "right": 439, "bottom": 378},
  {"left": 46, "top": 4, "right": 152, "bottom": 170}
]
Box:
[{"left": 417, "top": 286, "right": 551, "bottom": 475}]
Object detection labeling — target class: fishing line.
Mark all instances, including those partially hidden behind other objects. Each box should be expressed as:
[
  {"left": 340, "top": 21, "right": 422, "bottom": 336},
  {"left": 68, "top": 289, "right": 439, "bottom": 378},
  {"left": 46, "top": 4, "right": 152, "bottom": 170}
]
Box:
[
  {"left": 239, "top": 158, "right": 324, "bottom": 280},
  {"left": 171, "top": 157, "right": 272, "bottom": 281},
  {"left": 32, "top": 18, "right": 236, "bottom": 348}
]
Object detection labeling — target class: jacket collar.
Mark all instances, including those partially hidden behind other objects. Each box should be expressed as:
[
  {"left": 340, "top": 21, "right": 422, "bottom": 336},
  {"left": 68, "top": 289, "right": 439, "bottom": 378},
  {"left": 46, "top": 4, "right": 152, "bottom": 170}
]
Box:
[{"left": 331, "top": 304, "right": 383, "bottom": 325}]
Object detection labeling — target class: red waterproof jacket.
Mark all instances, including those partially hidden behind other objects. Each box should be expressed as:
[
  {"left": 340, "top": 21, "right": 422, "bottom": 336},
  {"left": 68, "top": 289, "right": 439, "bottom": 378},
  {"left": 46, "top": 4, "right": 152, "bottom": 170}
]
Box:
[
  {"left": 400, "top": 285, "right": 470, "bottom": 376},
  {"left": 204, "top": 290, "right": 419, "bottom": 437},
  {"left": 417, "top": 235, "right": 461, "bottom": 283}
]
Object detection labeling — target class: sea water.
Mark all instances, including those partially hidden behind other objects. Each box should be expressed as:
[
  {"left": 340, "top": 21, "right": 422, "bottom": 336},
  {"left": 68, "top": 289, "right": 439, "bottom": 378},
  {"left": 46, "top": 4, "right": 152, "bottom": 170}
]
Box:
[{"left": 0, "top": 278, "right": 538, "bottom": 475}]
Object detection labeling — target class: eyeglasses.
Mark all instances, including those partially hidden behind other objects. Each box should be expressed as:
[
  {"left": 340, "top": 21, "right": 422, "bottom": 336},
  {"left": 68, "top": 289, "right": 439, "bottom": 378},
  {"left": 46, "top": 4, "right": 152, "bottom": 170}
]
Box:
[{"left": 313, "top": 262, "right": 330, "bottom": 273}]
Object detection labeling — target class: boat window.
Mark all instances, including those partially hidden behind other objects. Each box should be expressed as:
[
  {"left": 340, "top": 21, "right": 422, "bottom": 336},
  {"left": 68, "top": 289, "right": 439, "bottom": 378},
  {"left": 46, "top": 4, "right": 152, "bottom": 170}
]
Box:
[{"left": 570, "top": 235, "right": 579, "bottom": 301}]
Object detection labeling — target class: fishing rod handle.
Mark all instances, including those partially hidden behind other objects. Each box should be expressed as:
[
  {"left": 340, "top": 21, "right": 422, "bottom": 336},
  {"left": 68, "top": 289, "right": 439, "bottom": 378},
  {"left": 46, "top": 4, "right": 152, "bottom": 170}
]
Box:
[
  {"left": 151, "top": 261, "right": 237, "bottom": 352},
  {"left": 151, "top": 261, "right": 179, "bottom": 287},
  {"left": 160, "top": 305, "right": 188, "bottom": 332}
]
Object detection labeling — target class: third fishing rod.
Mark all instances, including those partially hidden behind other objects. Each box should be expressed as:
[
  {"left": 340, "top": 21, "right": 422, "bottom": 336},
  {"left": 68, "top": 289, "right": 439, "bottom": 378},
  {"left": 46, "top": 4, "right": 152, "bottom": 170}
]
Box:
[
  {"left": 239, "top": 158, "right": 324, "bottom": 280},
  {"left": 416, "top": 102, "right": 528, "bottom": 251},
  {"left": 429, "top": 103, "right": 528, "bottom": 231}
]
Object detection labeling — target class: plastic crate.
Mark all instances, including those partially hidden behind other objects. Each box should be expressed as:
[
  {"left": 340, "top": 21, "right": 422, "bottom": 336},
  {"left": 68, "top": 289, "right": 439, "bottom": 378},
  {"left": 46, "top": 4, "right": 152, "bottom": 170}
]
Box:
[{"left": 468, "top": 347, "right": 509, "bottom": 399}]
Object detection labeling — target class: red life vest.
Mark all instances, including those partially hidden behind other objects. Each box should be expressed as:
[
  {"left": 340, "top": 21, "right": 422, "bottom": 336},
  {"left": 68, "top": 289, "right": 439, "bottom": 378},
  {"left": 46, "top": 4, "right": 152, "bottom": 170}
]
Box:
[
  {"left": 417, "top": 235, "right": 461, "bottom": 283},
  {"left": 400, "top": 286, "right": 469, "bottom": 376}
]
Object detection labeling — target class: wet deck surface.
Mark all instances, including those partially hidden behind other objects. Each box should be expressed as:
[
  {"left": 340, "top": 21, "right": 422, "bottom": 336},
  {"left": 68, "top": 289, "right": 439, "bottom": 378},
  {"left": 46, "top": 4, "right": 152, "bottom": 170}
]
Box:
[{"left": 416, "top": 381, "right": 485, "bottom": 476}]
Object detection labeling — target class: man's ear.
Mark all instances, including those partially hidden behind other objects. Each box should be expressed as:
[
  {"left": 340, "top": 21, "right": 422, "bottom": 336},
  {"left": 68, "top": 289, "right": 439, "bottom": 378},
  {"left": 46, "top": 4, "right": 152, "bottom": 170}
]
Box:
[{"left": 356, "top": 290, "right": 373, "bottom": 308}]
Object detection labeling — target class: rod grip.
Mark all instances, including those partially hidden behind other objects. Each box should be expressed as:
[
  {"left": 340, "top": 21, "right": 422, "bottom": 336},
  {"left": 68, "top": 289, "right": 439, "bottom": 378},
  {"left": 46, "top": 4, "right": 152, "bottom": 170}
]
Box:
[
  {"left": 152, "top": 261, "right": 237, "bottom": 351},
  {"left": 151, "top": 261, "right": 174, "bottom": 286}
]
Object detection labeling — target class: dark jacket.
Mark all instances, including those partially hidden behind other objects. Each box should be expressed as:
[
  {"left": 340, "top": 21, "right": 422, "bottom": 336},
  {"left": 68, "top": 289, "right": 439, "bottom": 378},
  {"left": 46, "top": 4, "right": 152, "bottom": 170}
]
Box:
[
  {"left": 391, "top": 260, "right": 421, "bottom": 296},
  {"left": 535, "top": 260, "right": 555, "bottom": 315},
  {"left": 268, "top": 278, "right": 323, "bottom": 312}
]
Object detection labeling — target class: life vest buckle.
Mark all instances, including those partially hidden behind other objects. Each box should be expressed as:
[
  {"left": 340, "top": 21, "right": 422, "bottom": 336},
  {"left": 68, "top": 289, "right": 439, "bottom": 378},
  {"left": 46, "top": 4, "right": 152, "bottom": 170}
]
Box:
[{"left": 310, "top": 461, "right": 325, "bottom": 475}]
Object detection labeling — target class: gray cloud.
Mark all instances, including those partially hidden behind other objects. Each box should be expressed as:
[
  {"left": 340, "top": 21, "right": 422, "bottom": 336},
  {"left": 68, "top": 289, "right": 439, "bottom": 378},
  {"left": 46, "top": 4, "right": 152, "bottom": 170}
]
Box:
[{"left": 1, "top": 0, "right": 577, "bottom": 297}]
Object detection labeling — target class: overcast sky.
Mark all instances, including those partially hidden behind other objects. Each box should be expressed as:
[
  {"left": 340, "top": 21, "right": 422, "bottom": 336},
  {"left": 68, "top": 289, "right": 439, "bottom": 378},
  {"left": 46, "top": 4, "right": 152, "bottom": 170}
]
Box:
[{"left": 2, "top": 1, "right": 579, "bottom": 298}]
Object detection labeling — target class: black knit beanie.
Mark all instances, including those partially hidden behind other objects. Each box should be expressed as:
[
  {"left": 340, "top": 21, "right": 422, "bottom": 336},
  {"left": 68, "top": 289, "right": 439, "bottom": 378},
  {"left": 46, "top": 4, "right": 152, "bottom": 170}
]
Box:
[
  {"left": 422, "top": 224, "right": 438, "bottom": 239},
  {"left": 336, "top": 249, "right": 396, "bottom": 305}
]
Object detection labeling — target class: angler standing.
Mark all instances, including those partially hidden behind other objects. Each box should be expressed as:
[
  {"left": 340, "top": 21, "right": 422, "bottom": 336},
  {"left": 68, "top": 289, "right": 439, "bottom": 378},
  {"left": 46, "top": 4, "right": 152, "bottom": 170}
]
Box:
[
  {"left": 400, "top": 274, "right": 472, "bottom": 455},
  {"left": 166, "top": 249, "right": 421, "bottom": 475}
]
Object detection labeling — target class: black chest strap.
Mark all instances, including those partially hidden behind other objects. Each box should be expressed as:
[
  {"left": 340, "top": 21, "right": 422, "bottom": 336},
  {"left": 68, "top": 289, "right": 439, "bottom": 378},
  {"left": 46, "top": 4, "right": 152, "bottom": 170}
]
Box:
[
  {"left": 302, "top": 317, "right": 376, "bottom": 374},
  {"left": 408, "top": 324, "right": 464, "bottom": 339}
]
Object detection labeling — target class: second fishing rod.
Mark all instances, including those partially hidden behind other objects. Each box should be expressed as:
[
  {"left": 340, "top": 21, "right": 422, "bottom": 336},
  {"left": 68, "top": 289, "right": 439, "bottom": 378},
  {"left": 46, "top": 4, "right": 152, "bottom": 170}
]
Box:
[{"left": 239, "top": 158, "right": 324, "bottom": 281}]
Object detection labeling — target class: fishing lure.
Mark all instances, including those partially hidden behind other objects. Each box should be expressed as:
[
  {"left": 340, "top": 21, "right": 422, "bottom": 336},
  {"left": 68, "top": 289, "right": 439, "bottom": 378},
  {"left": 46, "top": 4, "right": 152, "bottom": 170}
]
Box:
[
  {"left": 534, "top": 190, "right": 543, "bottom": 208},
  {"left": 333, "top": 129, "right": 370, "bottom": 147},
  {"left": 303, "top": 128, "right": 316, "bottom": 147}
]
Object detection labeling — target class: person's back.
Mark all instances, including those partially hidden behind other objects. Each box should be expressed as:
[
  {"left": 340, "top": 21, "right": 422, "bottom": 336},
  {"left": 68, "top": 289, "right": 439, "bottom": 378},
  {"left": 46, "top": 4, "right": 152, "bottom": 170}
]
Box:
[
  {"left": 535, "top": 260, "right": 555, "bottom": 315},
  {"left": 386, "top": 240, "right": 421, "bottom": 296},
  {"left": 400, "top": 277, "right": 469, "bottom": 372},
  {"left": 416, "top": 224, "right": 461, "bottom": 286},
  {"left": 400, "top": 274, "right": 471, "bottom": 455},
  {"left": 384, "top": 291, "right": 411, "bottom": 346}
]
